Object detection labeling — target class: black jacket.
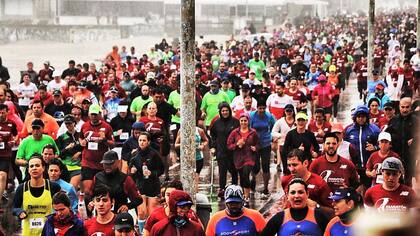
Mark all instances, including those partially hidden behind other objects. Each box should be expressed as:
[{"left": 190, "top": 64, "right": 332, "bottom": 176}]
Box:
[
  {"left": 209, "top": 103, "right": 239, "bottom": 159},
  {"left": 0, "top": 57, "right": 10, "bottom": 82}
]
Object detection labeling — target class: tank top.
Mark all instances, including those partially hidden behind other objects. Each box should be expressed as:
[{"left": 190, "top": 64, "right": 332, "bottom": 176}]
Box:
[
  {"left": 22, "top": 180, "right": 53, "bottom": 236},
  {"left": 279, "top": 207, "right": 322, "bottom": 236}
]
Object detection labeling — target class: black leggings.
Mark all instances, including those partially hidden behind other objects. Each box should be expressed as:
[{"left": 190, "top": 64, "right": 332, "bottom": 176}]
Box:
[
  {"left": 253, "top": 146, "right": 271, "bottom": 174},
  {"left": 217, "top": 155, "right": 238, "bottom": 190},
  {"left": 238, "top": 165, "right": 253, "bottom": 189},
  {"left": 332, "top": 95, "right": 340, "bottom": 118}
]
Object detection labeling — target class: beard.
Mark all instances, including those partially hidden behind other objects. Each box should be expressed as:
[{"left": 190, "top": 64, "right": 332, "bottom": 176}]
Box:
[{"left": 327, "top": 148, "right": 337, "bottom": 156}]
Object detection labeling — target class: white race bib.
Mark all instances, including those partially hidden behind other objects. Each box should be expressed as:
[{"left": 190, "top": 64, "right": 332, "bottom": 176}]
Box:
[
  {"left": 362, "top": 72, "right": 368, "bottom": 77},
  {"left": 0, "top": 142, "right": 4, "bottom": 149},
  {"left": 170, "top": 124, "right": 177, "bottom": 131},
  {"left": 29, "top": 218, "right": 44, "bottom": 229},
  {"left": 376, "top": 174, "right": 384, "bottom": 184},
  {"left": 88, "top": 142, "right": 98, "bottom": 150},
  {"left": 120, "top": 132, "right": 129, "bottom": 140}
]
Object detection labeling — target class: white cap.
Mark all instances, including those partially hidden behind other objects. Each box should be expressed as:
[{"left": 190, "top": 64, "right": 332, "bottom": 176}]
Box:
[
  {"left": 378, "top": 132, "right": 391, "bottom": 142},
  {"left": 52, "top": 70, "right": 61, "bottom": 77}
]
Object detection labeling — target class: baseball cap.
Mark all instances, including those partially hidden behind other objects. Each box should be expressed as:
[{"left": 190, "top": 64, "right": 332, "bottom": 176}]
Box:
[
  {"left": 63, "top": 115, "right": 76, "bottom": 124},
  {"left": 123, "top": 71, "right": 130, "bottom": 78},
  {"left": 117, "top": 105, "right": 128, "bottom": 113},
  {"left": 109, "top": 86, "right": 119, "bottom": 93},
  {"left": 372, "top": 69, "right": 379, "bottom": 75},
  {"left": 52, "top": 90, "right": 62, "bottom": 96},
  {"left": 221, "top": 78, "right": 230, "bottom": 84},
  {"left": 82, "top": 98, "right": 91, "bottom": 104},
  {"left": 296, "top": 112, "right": 308, "bottom": 121},
  {"left": 383, "top": 102, "right": 394, "bottom": 109},
  {"left": 132, "top": 122, "right": 145, "bottom": 131},
  {"left": 43, "top": 61, "right": 50, "bottom": 66},
  {"left": 284, "top": 104, "right": 294, "bottom": 112},
  {"left": 249, "top": 70, "right": 256, "bottom": 75},
  {"left": 318, "top": 74, "right": 327, "bottom": 82},
  {"left": 224, "top": 185, "right": 244, "bottom": 203},
  {"left": 114, "top": 212, "right": 134, "bottom": 231},
  {"left": 329, "top": 188, "right": 358, "bottom": 201},
  {"left": 31, "top": 119, "right": 45, "bottom": 128},
  {"left": 88, "top": 104, "right": 101, "bottom": 114},
  {"left": 146, "top": 72, "right": 156, "bottom": 80},
  {"left": 375, "top": 83, "right": 385, "bottom": 90},
  {"left": 329, "top": 65, "right": 336, "bottom": 72},
  {"left": 241, "top": 84, "right": 251, "bottom": 90},
  {"left": 378, "top": 132, "right": 391, "bottom": 142},
  {"left": 78, "top": 81, "right": 87, "bottom": 88},
  {"left": 381, "top": 157, "right": 403, "bottom": 172},
  {"left": 101, "top": 150, "right": 118, "bottom": 164},
  {"left": 176, "top": 200, "right": 193, "bottom": 207},
  {"left": 209, "top": 80, "right": 219, "bottom": 86},
  {"left": 331, "top": 123, "right": 344, "bottom": 133},
  {"left": 281, "top": 63, "right": 288, "bottom": 69}
]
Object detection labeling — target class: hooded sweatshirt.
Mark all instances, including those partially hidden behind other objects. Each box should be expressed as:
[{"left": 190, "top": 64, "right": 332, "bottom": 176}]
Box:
[
  {"left": 150, "top": 190, "right": 204, "bottom": 236},
  {"left": 209, "top": 102, "right": 240, "bottom": 159}
]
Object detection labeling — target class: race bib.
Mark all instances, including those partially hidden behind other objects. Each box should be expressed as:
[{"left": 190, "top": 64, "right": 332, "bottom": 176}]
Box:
[
  {"left": 170, "top": 124, "right": 177, "bottom": 131},
  {"left": 0, "top": 142, "right": 4, "bottom": 149},
  {"left": 362, "top": 72, "right": 368, "bottom": 77},
  {"left": 376, "top": 174, "right": 384, "bottom": 184},
  {"left": 29, "top": 218, "right": 44, "bottom": 229},
  {"left": 19, "top": 98, "right": 31, "bottom": 106},
  {"left": 120, "top": 132, "right": 129, "bottom": 140},
  {"left": 88, "top": 142, "right": 98, "bottom": 150}
]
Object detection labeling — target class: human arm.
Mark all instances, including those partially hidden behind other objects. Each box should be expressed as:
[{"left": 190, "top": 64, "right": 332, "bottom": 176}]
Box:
[
  {"left": 123, "top": 176, "right": 143, "bottom": 210},
  {"left": 260, "top": 211, "right": 284, "bottom": 236}
]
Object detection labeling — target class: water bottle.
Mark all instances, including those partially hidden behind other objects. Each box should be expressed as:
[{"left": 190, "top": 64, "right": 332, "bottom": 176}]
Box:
[
  {"left": 78, "top": 192, "right": 88, "bottom": 220},
  {"left": 142, "top": 163, "right": 149, "bottom": 179}
]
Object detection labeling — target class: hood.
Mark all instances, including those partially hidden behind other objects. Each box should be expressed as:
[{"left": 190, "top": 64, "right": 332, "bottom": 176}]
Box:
[
  {"left": 168, "top": 190, "right": 193, "bottom": 216},
  {"left": 352, "top": 105, "right": 370, "bottom": 121},
  {"left": 218, "top": 102, "right": 232, "bottom": 120}
]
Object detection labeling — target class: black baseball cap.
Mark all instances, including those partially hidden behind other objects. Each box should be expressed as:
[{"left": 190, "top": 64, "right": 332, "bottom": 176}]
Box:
[
  {"left": 82, "top": 98, "right": 91, "bottom": 104},
  {"left": 63, "top": 115, "right": 76, "bottom": 124},
  {"left": 53, "top": 90, "right": 62, "bottom": 96},
  {"left": 31, "top": 119, "right": 45, "bottom": 128},
  {"left": 114, "top": 212, "right": 134, "bottom": 230},
  {"left": 100, "top": 150, "right": 118, "bottom": 164},
  {"left": 241, "top": 84, "right": 251, "bottom": 90},
  {"left": 383, "top": 102, "right": 394, "bottom": 109},
  {"left": 285, "top": 104, "right": 294, "bottom": 112}
]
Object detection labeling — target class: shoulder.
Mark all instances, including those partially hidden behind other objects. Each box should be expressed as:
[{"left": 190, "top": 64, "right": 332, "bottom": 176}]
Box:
[{"left": 49, "top": 181, "right": 62, "bottom": 194}]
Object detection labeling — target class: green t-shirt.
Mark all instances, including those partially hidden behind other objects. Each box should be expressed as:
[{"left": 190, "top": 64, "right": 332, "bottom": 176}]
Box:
[
  {"left": 221, "top": 88, "right": 236, "bottom": 102},
  {"left": 130, "top": 96, "right": 153, "bottom": 119},
  {"left": 168, "top": 90, "right": 181, "bottom": 124},
  {"left": 200, "top": 91, "right": 230, "bottom": 126},
  {"left": 17, "top": 135, "right": 59, "bottom": 160},
  {"left": 248, "top": 59, "right": 266, "bottom": 81},
  {"left": 211, "top": 55, "right": 221, "bottom": 71}
]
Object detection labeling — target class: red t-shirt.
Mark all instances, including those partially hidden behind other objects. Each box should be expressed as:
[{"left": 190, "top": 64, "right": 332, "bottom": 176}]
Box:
[
  {"left": 0, "top": 119, "right": 18, "bottom": 158},
  {"left": 139, "top": 116, "right": 164, "bottom": 134},
  {"left": 84, "top": 216, "right": 115, "bottom": 236},
  {"left": 285, "top": 88, "right": 305, "bottom": 105},
  {"left": 282, "top": 173, "right": 332, "bottom": 207},
  {"left": 144, "top": 206, "right": 167, "bottom": 232},
  {"left": 309, "top": 155, "right": 359, "bottom": 192},
  {"left": 307, "top": 120, "right": 332, "bottom": 144},
  {"left": 80, "top": 120, "right": 114, "bottom": 170},
  {"left": 312, "top": 84, "right": 334, "bottom": 108},
  {"left": 365, "top": 150, "right": 400, "bottom": 186},
  {"left": 369, "top": 111, "right": 385, "bottom": 126},
  {"left": 364, "top": 184, "right": 416, "bottom": 213}
]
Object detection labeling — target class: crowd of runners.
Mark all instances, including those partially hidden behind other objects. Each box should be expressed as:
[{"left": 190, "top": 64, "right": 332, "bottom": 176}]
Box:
[{"left": 0, "top": 8, "right": 418, "bottom": 236}]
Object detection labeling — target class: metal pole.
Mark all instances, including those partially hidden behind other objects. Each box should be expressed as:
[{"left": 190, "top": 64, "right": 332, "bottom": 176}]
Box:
[
  {"left": 417, "top": 0, "right": 420, "bottom": 48},
  {"left": 180, "top": 0, "right": 196, "bottom": 199},
  {"left": 367, "top": 0, "right": 375, "bottom": 80}
]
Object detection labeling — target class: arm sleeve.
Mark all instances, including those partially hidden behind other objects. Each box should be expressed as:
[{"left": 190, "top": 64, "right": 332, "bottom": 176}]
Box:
[
  {"left": 226, "top": 131, "right": 237, "bottom": 151},
  {"left": 260, "top": 211, "right": 284, "bottom": 236}
]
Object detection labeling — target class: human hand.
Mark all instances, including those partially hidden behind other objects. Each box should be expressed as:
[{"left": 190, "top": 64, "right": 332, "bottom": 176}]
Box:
[{"left": 117, "top": 205, "right": 129, "bottom": 213}]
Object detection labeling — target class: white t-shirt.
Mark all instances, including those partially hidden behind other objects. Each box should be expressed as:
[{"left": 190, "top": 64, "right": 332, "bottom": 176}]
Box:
[
  {"left": 47, "top": 79, "right": 67, "bottom": 92},
  {"left": 16, "top": 82, "right": 38, "bottom": 106}
]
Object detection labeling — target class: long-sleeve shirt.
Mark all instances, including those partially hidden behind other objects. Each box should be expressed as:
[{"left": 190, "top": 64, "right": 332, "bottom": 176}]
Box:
[{"left": 282, "top": 129, "right": 319, "bottom": 161}]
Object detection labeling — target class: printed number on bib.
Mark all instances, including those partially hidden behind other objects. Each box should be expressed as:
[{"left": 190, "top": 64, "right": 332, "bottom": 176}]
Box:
[
  {"left": 88, "top": 142, "right": 98, "bottom": 150},
  {"left": 29, "top": 218, "right": 44, "bottom": 229}
]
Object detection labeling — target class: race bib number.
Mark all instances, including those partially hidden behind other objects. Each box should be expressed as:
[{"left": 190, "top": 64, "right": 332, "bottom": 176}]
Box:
[
  {"left": 29, "top": 218, "right": 44, "bottom": 229},
  {"left": 120, "top": 132, "right": 129, "bottom": 140},
  {"left": 376, "top": 174, "right": 384, "bottom": 184},
  {"left": 0, "top": 142, "right": 4, "bottom": 149},
  {"left": 88, "top": 142, "right": 98, "bottom": 150}
]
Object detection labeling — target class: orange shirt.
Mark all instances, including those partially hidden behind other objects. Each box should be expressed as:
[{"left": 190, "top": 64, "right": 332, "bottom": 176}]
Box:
[{"left": 20, "top": 113, "right": 59, "bottom": 139}]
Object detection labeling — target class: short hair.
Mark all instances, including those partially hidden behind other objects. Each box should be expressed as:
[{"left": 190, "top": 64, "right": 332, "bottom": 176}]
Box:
[
  {"left": 287, "top": 178, "right": 308, "bottom": 193},
  {"left": 32, "top": 100, "right": 44, "bottom": 108},
  {"left": 323, "top": 132, "right": 339, "bottom": 143},
  {"left": 69, "top": 60, "right": 75, "bottom": 65},
  {"left": 52, "top": 191, "right": 71, "bottom": 207},
  {"left": 276, "top": 81, "right": 286, "bottom": 87},
  {"left": 92, "top": 184, "right": 114, "bottom": 200},
  {"left": 314, "top": 108, "right": 325, "bottom": 115},
  {"left": 48, "top": 158, "right": 65, "bottom": 172},
  {"left": 29, "top": 155, "right": 44, "bottom": 166},
  {"left": 139, "top": 131, "right": 151, "bottom": 141},
  {"left": 42, "top": 144, "right": 56, "bottom": 154},
  {"left": 287, "top": 149, "right": 306, "bottom": 163},
  {"left": 38, "top": 85, "right": 47, "bottom": 91},
  {"left": 166, "top": 180, "right": 183, "bottom": 190},
  {"left": 0, "top": 104, "right": 8, "bottom": 111}
]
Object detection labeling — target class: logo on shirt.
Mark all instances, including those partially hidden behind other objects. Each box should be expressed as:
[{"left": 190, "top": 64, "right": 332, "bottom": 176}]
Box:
[
  {"left": 375, "top": 197, "right": 407, "bottom": 212},
  {"left": 400, "top": 191, "right": 409, "bottom": 196},
  {"left": 340, "top": 165, "right": 347, "bottom": 169},
  {"left": 320, "top": 170, "right": 333, "bottom": 182}
]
